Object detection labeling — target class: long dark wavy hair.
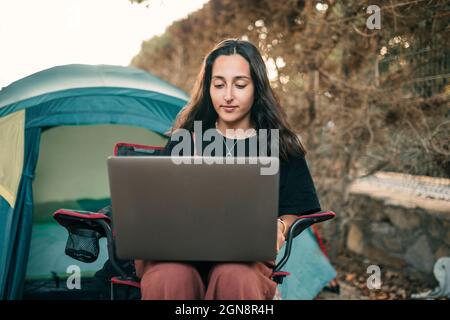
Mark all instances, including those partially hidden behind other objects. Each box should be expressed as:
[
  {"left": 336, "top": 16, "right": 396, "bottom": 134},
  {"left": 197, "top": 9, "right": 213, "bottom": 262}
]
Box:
[{"left": 172, "top": 38, "right": 306, "bottom": 160}]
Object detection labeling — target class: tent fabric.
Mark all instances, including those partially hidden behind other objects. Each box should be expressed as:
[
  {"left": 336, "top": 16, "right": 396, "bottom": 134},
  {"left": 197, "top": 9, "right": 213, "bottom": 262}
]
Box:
[
  {"left": 23, "top": 90, "right": 180, "bottom": 134},
  {"left": 277, "top": 228, "right": 336, "bottom": 299},
  {"left": 0, "top": 64, "right": 189, "bottom": 135},
  {"left": 0, "top": 64, "right": 189, "bottom": 299},
  {"left": 0, "top": 128, "right": 40, "bottom": 299},
  {"left": 0, "top": 64, "right": 189, "bottom": 115},
  {"left": 0, "top": 110, "right": 24, "bottom": 207},
  {"left": 26, "top": 222, "right": 108, "bottom": 279},
  {"left": 0, "top": 197, "right": 14, "bottom": 297}
]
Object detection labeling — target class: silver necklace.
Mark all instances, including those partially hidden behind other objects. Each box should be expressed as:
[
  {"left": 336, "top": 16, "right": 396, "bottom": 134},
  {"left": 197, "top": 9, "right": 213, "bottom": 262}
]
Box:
[
  {"left": 215, "top": 121, "right": 255, "bottom": 157},
  {"left": 223, "top": 138, "right": 238, "bottom": 157}
]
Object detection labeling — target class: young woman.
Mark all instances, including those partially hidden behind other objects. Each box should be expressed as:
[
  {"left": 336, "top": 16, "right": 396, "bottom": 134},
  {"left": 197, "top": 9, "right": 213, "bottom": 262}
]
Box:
[{"left": 134, "top": 39, "right": 322, "bottom": 300}]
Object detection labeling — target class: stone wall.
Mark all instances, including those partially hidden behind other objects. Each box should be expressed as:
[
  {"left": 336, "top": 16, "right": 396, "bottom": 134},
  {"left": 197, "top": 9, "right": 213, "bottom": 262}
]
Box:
[
  {"left": 346, "top": 195, "right": 449, "bottom": 281},
  {"left": 327, "top": 172, "right": 450, "bottom": 283}
]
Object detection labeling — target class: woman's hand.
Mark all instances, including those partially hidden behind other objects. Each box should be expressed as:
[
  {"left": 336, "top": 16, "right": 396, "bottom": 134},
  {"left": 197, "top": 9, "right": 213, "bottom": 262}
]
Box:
[{"left": 276, "top": 219, "right": 286, "bottom": 253}]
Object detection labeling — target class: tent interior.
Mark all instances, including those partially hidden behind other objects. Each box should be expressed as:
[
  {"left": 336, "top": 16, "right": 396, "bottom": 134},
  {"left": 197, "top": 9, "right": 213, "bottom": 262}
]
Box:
[{"left": 24, "top": 124, "right": 167, "bottom": 299}]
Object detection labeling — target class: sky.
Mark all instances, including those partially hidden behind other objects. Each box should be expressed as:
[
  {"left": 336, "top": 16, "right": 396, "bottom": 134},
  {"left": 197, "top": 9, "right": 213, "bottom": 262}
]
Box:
[{"left": 0, "top": 0, "right": 209, "bottom": 88}]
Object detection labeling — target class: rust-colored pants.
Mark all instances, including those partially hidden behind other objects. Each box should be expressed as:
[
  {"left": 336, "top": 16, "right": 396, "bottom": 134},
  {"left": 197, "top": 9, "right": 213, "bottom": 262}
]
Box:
[{"left": 135, "top": 260, "right": 277, "bottom": 300}]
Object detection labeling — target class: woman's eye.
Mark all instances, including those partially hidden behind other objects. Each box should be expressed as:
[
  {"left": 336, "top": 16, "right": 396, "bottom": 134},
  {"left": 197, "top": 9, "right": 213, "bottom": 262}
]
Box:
[
  {"left": 235, "top": 84, "right": 246, "bottom": 89},
  {"left": 214, "top": 84, "right": 224, "bottom": 89}
]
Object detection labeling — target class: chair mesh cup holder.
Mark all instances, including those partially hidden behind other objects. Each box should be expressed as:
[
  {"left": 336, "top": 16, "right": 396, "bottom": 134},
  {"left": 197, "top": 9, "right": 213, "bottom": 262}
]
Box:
[{"left": 65, "top": 226, "right": 102, "bottom": 263}]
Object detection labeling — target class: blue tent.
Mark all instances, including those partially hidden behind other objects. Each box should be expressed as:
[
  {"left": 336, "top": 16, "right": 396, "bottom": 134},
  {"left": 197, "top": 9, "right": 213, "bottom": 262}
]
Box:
[{"left": 0, "top": 64, "right": 189, "bottom": 299}]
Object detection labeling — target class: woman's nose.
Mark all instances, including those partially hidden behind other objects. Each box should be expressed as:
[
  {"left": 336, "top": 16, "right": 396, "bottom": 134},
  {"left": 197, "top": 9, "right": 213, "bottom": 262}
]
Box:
[{"left": 224, "top": 88, "right": 234, "bottom": 104}]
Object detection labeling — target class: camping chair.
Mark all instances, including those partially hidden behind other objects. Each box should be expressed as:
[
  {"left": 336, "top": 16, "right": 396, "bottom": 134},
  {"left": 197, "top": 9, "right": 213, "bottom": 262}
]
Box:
[{"left": 53, "top": 142, "right": 336, "bottom": 300}]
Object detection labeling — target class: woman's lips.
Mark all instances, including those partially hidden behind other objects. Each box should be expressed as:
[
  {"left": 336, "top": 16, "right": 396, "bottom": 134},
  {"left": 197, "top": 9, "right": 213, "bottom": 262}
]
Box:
[{"left": 221, "top": 105, "right": 238, "bottom": 112}]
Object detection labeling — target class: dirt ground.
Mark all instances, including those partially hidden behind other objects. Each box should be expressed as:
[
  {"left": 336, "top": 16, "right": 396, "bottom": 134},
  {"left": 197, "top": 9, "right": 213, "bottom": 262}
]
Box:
[{"left": 315, "top": 250, "right": 442, "bottom": 300}]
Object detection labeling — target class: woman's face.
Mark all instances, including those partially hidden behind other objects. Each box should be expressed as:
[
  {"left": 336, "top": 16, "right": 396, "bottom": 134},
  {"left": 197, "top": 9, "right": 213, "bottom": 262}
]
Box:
[{"left": 209, "top": 54, "right": 255, "bottom": 129}]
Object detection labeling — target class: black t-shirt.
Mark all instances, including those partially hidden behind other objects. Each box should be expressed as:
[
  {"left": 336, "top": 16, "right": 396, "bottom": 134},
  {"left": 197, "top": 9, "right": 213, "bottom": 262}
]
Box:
[{"left": 162, "top": 131, "right": 321, "bottom": 217}]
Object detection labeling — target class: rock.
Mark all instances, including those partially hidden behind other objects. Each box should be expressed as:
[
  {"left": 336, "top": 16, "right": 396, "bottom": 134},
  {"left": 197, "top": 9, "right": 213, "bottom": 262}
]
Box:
[
  {"left": 369, "top": 222, "right": 404, "bottom": 252},
  {"left": 350, "top": 195, "right": 385, "bottom": 221},
  {"left": 445, "top": 230, "right": 450, "bottom": 247},
  {"left": 347, "top": 223, "right": 365, "bottom": 254},
  {"left": 386, "top": 270, "right": 400, "bottom": 279},
  {"left": 435, "top": 244, "right": 450, "bottom": 260},
  {"left": 405, "top": 235, "right": 435, "bottom": 273},
  {"left": 382, "top": 236, "right": 404, "bottom": 253},
  {"left": 370, "top": 222, "right": 396, "bottom": 234},
  {"left": 365, "top": 245, "right": 406, "bottom": 269},
  {"left": 429, "top": 216, "right": 444, "bottom": 239},
  {"left": 371, "top": 222, "right": 404, "bottom": 253},
  {"left": 384, "top": 206, "right": 421, "bottom": 231}
]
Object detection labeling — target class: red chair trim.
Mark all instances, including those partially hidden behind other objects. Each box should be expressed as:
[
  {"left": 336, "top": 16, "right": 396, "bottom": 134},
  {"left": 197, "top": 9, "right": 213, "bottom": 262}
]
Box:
[
  {"left": 114, "top": 142, "right": 165, "bottom": 156},
  {"left": 111, "top": 277, "right": 141, "bottom": 289},
  {"left": 271, "top": 271, "right": 291, "bottom": 277},
  {"left": 312, "top": 224, "right": 329, "bottom": 258},
  {"left": 53, "top": 209, "right": 111, "bottom": 222},
  {"left": 296, "top": 211, "right": 336, "bottom": 219}
]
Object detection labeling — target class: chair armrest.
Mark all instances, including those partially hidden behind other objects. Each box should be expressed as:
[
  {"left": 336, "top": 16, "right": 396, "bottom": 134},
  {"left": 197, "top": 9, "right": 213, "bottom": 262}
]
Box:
[
  {"left": 53, "top": 209, "right": 111, "bottom": 237},
  {"left": 289, "top": 211, "right": 336, "bottom": 239},
  {"left": 273, "top": 211, "right": 336, "bottom": 275}
]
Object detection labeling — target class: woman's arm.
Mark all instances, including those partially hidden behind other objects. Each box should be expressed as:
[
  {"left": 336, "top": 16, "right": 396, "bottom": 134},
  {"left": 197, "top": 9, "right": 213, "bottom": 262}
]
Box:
[
  {"left": 278, "top": 214, "right": 299, "bottom": 238},
  {"left": 276, "top": 214, "right": 298, "bottom": 252},
  {"left": 277, "top": 156, "right": 322, "bottom": 249}
]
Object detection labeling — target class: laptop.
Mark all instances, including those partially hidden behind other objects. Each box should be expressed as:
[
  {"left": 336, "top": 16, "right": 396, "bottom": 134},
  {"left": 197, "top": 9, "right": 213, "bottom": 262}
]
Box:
[{"left": 107, "top": 156, "right": 279, "bottom": 262}]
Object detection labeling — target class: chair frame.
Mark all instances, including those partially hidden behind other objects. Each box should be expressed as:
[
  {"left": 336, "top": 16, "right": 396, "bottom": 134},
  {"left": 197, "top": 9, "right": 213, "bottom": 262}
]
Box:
[{"left": 53, "top": 142, "right": 336, "bottom": 299}]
